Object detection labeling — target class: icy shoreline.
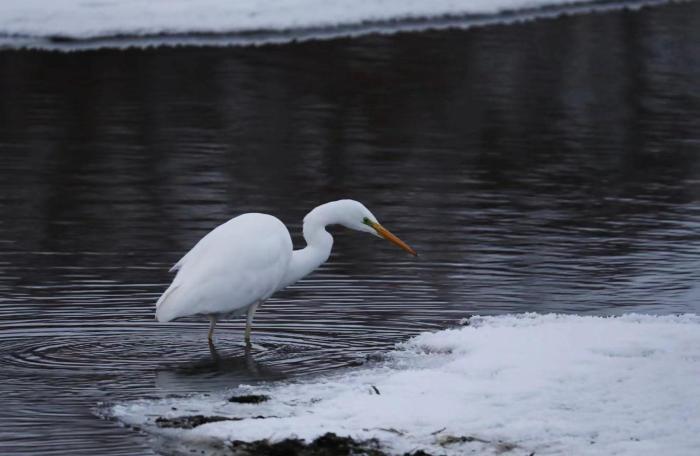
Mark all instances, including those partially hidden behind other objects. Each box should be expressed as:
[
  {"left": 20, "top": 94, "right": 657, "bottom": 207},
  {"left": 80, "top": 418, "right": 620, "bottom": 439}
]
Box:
[
  {"left": 110, "top": 313, "right": 700, "bottom": 455},
  {"left": 0, "top": 0, "right": 671, "bottom": 50}
]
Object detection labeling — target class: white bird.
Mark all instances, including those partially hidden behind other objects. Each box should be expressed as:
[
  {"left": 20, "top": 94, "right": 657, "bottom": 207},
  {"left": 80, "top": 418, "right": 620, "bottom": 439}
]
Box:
[{"left": 155, "top": 199, "right": 417, "bottom": 345}]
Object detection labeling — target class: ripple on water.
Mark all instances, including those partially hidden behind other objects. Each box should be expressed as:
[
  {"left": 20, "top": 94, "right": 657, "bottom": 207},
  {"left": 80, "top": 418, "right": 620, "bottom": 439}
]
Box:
[
  {"left": 0, "top": 271, "right": 458, "bottom": 450},
  {"left": 0, "top": 281, "right": 448, "bottom": 456}
]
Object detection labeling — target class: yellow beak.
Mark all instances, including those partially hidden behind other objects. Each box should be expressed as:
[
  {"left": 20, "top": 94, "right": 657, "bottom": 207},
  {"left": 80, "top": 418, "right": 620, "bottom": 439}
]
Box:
[{"left": 369, "top": 221, "right": 417, "bottom": 256}]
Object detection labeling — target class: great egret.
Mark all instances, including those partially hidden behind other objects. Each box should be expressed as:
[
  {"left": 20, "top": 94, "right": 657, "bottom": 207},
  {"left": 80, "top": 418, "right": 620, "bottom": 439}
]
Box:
[{"left": 155, "top": 199, "right": 417, "bottom": 344}]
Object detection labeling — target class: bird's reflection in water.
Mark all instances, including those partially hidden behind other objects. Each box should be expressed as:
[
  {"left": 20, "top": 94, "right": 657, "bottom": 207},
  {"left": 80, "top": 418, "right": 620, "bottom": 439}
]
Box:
[{"left": 154, "top": 343, "right": 287, "bottom": 394}]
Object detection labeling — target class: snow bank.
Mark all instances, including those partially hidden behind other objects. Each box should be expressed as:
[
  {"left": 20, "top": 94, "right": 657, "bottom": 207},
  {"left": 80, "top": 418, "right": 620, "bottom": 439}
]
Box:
[
  {"left": 0, "top": 0, "right": 663, "bottom": 50},
  {"left": 110, "top": 313, "right": 700, "bottom": 455}
]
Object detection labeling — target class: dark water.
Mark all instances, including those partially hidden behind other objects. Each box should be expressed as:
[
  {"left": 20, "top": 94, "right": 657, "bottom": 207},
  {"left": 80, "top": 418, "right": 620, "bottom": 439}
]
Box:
[{"left": 1, "top": 2, "right": 699, "bottom": 455}]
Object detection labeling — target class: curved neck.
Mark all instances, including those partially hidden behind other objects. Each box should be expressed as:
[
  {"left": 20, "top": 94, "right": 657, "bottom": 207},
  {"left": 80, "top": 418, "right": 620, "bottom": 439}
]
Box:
[{"left": 279, "top": 202, "right": 341, "bottom": 289}]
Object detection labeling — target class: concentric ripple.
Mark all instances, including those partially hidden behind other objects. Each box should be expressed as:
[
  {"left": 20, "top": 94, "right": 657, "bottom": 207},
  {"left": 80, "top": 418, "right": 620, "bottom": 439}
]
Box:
[
  {"left": 0, "top": 268, "right": 461, "bottom": 455},
  {"left": 0, "top": 281, "right": 451, "bottom": 377}
]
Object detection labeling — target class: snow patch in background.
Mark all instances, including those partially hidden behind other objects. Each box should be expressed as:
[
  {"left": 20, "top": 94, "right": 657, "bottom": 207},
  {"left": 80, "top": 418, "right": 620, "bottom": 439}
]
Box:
[
  {"left": 0, "top": 0, "right": 668, "bottom": 50},
  {"left": 110, "top": 313, "right": 700, "bottom": 455},
  {"left": 0, "top": 0, "right": 608, "bottom": 38}
]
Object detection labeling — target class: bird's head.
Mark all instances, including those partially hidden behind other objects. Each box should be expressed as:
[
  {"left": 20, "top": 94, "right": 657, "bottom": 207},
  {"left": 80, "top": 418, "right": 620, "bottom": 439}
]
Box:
[{"left": 334, "top": 200, "right": 417, "bottom": 256}]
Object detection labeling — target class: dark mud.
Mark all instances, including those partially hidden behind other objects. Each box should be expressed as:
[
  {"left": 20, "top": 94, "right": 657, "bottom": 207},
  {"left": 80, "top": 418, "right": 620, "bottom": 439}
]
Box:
[
  {"left": 152, "top": 413, "right": 528, "bottom": 454},
  {"left": 155, "top": 415, "right": 240, "bottom": 429},
  {"left": 228, "top": 394, "right": 271, "bottom": 404},
  {"left": 229, "top": 433, "right": 430, "bottom": 456}
]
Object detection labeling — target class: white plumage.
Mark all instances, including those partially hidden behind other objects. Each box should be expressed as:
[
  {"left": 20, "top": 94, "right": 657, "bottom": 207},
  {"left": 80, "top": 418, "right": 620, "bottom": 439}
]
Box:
[
  {"left": 155, "top": 213, "right": 292, "bottom": 323},
  {"left": 155, "top": 199, "right": 416, "bottom": 344}
]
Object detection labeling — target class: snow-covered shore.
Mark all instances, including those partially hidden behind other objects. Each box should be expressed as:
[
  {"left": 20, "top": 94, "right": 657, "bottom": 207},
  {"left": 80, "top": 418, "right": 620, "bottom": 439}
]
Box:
[
  {"left": 0, "top": 0, "right": 613, "bottom": 38},
  {"left": 110, "top": 313, "right": 700, "bottom": 455},
  {"left": 0, "top": 0, "right": 669, "bottom": 50}
]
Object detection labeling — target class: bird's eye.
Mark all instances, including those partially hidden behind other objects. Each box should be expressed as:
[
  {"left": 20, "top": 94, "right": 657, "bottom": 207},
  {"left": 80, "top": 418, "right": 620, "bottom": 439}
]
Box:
[{"left": 362, "top": 217, "right": 371, "bottom": 226}]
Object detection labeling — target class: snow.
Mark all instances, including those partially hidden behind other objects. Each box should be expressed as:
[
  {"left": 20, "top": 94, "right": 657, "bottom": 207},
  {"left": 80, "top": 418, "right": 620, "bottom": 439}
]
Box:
[
  {"left": 110, "top": 313, "right": 700, "bottom": 455},
  {"left": 0, "top": 1, "right": 664, "bottom": 49}
]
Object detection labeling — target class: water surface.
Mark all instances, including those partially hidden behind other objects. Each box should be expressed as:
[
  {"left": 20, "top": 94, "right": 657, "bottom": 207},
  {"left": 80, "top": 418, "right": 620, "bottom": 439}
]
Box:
[{"left": 1, "top": 2, "right": 699, "bottom": 455}]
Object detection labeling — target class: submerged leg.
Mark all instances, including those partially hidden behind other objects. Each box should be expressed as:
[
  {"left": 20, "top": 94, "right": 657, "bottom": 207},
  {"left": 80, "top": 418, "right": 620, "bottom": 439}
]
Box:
[
  {"left": 244, "top": 301, "right": 261, "bottom": 345},
  {"left": 208, "top": 315, "right": 217, "bottom": 342},
  {"left": 208, "top": 337, "right": 221, "bottom": 361}
]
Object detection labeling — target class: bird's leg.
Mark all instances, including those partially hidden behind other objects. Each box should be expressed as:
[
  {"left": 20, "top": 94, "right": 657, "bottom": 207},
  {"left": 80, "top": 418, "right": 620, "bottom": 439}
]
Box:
[
  {"left": 243, "top": 343, "right": 261, "bottom": 374},
  {"left": 208, "top": 338, "right": 221, "bottom": 362},
  {"left": 208, "top": 315, "right": 217, "bottom": 342},
  {"left": 244, "top": 301, "right": 261, "bottom": 346}
]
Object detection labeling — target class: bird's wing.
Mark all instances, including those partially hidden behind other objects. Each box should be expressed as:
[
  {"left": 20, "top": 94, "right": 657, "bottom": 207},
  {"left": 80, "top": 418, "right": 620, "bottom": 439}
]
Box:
[
  {"left": 169, "top": 235, "right": 206, "bottom": 272},
  {"left": 155, "top": 214, "right": 292, "bottom": 322}
]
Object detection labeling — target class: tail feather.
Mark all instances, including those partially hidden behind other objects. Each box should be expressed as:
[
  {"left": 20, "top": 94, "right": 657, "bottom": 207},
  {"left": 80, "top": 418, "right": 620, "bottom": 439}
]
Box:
[{"left": 155, "top": 284, "right": 181, "bottom": 322}]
